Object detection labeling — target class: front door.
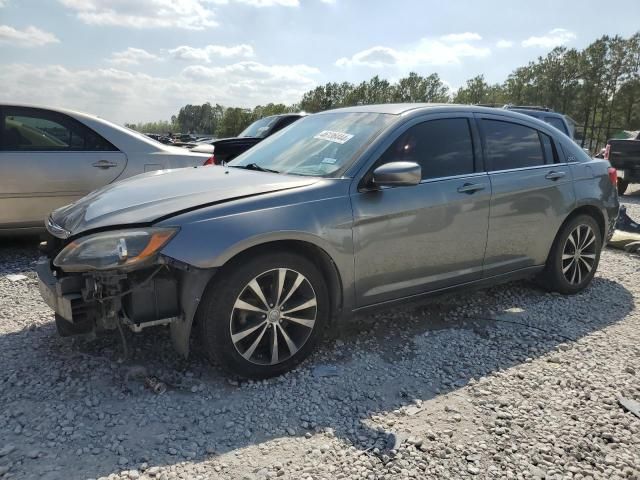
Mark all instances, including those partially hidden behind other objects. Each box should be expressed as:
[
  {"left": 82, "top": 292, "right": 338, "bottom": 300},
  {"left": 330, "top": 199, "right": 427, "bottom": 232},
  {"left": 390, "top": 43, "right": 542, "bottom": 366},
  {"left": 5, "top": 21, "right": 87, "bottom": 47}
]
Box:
[
  {"left": 351, "top": 115, "right": 491, "bottom": 307},
  {"left": 0, "top": 107, "right": 127, "bottom": 228}
]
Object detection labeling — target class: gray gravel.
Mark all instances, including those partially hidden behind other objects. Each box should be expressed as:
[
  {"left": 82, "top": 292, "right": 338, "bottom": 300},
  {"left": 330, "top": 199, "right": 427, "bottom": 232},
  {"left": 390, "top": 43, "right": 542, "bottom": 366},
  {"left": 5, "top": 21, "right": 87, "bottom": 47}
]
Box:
[{"left": 1, "top": 192, "right": 639, "bottom": 480}]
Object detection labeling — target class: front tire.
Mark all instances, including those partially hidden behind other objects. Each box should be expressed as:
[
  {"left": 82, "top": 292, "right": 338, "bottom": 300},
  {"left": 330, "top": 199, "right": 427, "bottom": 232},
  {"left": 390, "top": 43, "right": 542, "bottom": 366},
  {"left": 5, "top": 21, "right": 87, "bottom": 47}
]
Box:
[
  {"left": 539, "top": 215, "right": 602, "bottom": 294},
  {"left": 196, "top": 252, "right": 329, "bottom": 379}
]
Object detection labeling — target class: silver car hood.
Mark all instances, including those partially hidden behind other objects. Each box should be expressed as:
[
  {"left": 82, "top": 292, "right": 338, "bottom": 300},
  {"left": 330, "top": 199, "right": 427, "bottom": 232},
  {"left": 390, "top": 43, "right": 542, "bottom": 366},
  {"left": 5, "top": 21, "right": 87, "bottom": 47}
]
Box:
[{"left": 49, "top": 166, "right": 318, "bottom": 236}]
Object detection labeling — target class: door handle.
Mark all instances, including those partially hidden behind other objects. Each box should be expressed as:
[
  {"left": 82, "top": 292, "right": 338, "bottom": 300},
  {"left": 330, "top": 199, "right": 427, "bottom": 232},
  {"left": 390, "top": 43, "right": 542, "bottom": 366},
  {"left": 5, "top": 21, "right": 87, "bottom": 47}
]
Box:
[
  {"left": 545, "top": 171, "right": 566, "bottom": 180},
  {"left": 457, "top": 183, "right": 485, "bottom": 194},
  {"left": 92, "top": 160, "right": 118, "bottom": 169}
]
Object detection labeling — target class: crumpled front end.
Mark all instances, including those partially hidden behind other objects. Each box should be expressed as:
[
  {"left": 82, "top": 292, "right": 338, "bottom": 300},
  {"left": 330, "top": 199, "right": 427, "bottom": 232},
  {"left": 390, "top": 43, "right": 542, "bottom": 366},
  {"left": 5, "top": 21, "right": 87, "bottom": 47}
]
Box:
[{"left": 36, "top": 228, "right": 214, "bottom": 356}]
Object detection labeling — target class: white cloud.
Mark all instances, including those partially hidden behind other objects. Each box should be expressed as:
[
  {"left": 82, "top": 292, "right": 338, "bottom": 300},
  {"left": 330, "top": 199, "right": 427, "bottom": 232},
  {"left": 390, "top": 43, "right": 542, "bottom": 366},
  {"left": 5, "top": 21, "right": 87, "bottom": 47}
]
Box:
[
  {"left": 0, "top": 62, "right": 319, "bottom": 123},
  {"left": 167, "top": 44, "right": 255, "bottom": 63},
  {"left": 496, "top": 39, "right": 514, "bottom": 49},
  {"left": 0, "top": 25, "right": 59, "bottom": 47},
  {"left": 58, "top": 0, "right": 218, "bottom": 30},
  {"left": 441, "top": 32, "right": 482, "bottom": 42},
  {"left": 336, "top": 37, "right": 490, "bottom": 68},
  {"left": 0, "top": 0, "right": 8, "bottom": 7},
  {"left": 229, "top": 0, "right": 299, "bottom": 5},
  {"left": 522, "top": 28, "right": 576, "bottom": 48},
  {"left": 108, "top": 47, "right": 160, "bottom": 66}
]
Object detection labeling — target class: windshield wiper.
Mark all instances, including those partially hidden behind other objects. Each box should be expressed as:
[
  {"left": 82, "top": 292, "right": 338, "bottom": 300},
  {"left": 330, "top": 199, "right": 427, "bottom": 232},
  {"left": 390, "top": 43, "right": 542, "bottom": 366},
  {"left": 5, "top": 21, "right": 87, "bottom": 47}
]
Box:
[{"left": 229, "top": 163, "right": 280, "bottom": 174}]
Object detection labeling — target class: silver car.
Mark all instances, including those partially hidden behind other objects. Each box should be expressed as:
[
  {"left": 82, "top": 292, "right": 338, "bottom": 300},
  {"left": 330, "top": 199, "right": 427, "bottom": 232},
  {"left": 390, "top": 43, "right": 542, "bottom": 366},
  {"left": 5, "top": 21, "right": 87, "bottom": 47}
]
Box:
[
  {"left": 0, "top": 104, "right": 211, "bottom": 234},
  {"left": 36, "top": 104, "right": 619, "bottom": 378}
]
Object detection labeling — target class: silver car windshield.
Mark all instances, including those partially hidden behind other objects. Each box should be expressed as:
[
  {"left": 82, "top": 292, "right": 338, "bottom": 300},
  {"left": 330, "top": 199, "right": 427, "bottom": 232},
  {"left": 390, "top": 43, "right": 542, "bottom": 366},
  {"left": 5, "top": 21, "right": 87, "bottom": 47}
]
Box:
[{"left": 228, "top": 112, "right": 394, "bottom": 177}]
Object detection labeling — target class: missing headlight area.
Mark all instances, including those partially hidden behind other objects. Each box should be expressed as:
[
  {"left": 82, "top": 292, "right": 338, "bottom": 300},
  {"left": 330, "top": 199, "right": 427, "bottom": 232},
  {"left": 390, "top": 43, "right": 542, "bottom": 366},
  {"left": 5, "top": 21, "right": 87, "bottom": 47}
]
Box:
[{"left": 37, "top": 258, "right": 181, "bottom": 339}]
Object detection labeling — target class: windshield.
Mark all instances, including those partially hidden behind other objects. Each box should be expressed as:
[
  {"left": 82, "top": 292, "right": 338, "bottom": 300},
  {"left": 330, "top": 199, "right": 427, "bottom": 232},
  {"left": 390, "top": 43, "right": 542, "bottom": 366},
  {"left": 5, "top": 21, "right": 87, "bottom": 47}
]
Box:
[
  {"left": 228, "top": 112, "right": 394, "bottom": 177},
  {"left": 239, "top": 116, "right": 278, "bottom": 138}
]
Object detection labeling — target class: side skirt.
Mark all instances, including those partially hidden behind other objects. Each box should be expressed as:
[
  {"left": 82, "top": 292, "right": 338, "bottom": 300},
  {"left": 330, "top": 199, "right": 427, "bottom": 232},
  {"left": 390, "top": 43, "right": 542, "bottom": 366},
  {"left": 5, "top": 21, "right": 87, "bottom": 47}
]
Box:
[{"left": 350, "top": 265, "right": 544, "bottom": 316}]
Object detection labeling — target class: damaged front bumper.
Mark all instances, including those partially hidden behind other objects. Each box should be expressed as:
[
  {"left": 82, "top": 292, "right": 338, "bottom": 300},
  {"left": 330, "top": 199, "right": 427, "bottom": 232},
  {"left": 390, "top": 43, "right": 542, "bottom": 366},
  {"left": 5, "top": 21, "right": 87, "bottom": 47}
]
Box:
[{"left": 36, "top": 255, "right": 215, "bottom": 356}]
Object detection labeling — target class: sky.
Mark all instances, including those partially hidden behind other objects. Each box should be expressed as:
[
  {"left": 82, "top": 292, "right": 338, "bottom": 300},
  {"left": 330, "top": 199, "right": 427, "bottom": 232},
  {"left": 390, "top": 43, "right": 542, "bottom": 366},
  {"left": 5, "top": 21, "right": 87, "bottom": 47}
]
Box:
[{"left": 0, "top": 0, "right": 639, "bottom": 124}]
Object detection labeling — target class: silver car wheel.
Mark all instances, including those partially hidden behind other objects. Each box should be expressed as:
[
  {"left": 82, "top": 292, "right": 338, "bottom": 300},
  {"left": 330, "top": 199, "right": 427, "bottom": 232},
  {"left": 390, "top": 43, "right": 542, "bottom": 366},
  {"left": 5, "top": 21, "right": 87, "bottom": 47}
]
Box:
[
  {"left": 561, "top": 224, "right": 597, "bottom": 285},
  {"left": 229, "top": 268, "right": 317, "bottom": 365}
]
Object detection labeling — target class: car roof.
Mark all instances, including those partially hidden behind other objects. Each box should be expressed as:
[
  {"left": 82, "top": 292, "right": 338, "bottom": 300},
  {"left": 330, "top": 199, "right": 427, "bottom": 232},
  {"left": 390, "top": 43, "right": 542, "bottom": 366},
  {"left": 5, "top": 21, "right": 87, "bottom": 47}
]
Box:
[
  {"left": 507, "top": 107, "right": 565, "bottom": 118},
  {"left": 318, "top": 103, "right": 550, "bottom": 120}
]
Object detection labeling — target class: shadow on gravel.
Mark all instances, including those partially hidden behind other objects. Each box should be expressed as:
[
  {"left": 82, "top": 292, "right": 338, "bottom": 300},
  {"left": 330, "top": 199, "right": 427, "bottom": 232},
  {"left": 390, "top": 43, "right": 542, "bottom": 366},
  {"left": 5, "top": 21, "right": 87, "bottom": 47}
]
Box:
[
  {"left": 0, "top": 236, "right": 40, "bottom": 276},
  {"left": 0, "top": 253, "right": 634, "bottom": 479}
]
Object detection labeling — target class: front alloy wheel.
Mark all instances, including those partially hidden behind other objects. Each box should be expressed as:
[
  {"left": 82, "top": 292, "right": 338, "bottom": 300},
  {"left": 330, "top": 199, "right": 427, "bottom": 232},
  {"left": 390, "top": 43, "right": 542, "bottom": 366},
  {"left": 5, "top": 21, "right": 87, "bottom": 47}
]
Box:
[
  {"left": 197, "top": 252, "right": 328, "bottom": 378},
  {"left": 230, "top": 268, "right": 317, "bottom": 366}
]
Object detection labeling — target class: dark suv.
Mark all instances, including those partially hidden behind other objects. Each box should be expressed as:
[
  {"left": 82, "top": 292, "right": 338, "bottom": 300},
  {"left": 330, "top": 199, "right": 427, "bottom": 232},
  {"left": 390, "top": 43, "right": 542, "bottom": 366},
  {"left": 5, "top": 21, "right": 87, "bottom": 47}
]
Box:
[
  {"left": 37, "top": 104, "right": 619, "bottom": 379},
  {"left": 503, "top": 105, "right": 577, "bottom": 140}
]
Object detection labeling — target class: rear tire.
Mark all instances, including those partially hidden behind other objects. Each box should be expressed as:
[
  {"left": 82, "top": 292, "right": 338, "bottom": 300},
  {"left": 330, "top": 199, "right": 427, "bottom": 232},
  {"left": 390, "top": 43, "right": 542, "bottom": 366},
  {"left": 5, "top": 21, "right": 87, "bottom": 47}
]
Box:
[
  {"left": 617, "top": 179, "right": 629, "bottom": 196},
  {"left": 538, "top": 215, "right": 602, "bottom": 295},
  {"left": 196, "top": 252, "right": 329, "bottom": 379}
]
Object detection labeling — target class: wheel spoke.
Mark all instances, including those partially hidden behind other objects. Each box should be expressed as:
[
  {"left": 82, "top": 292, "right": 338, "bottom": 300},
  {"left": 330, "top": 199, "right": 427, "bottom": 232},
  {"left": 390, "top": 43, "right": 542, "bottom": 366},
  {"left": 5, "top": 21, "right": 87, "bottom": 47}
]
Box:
[
  {"left": 282, "top": 315, "right": 315, "bottom": 328},
  {"left": 575, "top": 227, "right": 581, "bottom": 248},
  {"left": 567, "top": 233, "right": 577, "bottom": 250},
  {"left": 242, "top": 323, "right": 269, "bottom": 360},
  {"left": 234, "top": 298, "right": 267, "bottom": 313},
  {"left": 576, "top": 259, "right": 583, "bottom": 283},
  {"left": 277, "top": 323, "right": 298, "bottom": 355},
  {"left": 562, "top": 253, "right": 574, "bottom": 260},
  {"left": 231, "top": 320, "right": 267, "bottom": 343},
  {"left": 563, "top": 259, "right": 575, "bottom": 274},
  {"left": 580, "top": 230, "right": 595, "bottom": 250},
  {"left": 570, "top": 262, "right": 578, "bottom": 284},
  {"left": 579, "top": 256, "right": 593, "bottom": 272},
  {"left": 270, "top": 324, "right": 279, "bottom": 365},
  {"left": 248, "top": 279, "right": 270, "bottom": 309},
  {"left": 279, "top": 272, "right": 304, "bottom": 307},
  {"left": 283, "top": 298, "right": 317, "bottom": 315},
  {"left": 581, "top": 253, "right": 596, "bottom": 259},
  {"left": 274, "top": 269, "right": 286, "bottom": 306}
]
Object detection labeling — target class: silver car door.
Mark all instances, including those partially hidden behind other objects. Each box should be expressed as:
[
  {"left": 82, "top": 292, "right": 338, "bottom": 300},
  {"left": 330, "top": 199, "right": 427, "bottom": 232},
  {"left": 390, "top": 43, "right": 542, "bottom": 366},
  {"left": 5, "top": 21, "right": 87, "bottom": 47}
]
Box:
[
  {"left": 0, "top": 107, "right": 127, "bottom": 227},
  {"left": 351, "top": 115, "right": 491, "bottom": 307}
]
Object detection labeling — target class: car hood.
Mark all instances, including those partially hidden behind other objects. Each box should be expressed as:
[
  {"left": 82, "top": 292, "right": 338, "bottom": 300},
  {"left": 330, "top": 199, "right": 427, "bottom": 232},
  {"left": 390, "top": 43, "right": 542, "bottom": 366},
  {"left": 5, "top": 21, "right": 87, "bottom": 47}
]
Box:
[{"left": 50, "top": 166, "right": 318, "bottom": 237}]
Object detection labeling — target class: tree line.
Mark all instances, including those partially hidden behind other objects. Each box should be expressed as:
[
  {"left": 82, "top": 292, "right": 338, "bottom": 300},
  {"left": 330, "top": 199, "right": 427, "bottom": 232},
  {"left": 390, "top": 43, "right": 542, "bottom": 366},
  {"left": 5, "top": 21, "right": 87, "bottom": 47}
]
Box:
[{"left": 127, "top": 33, "right": 640, "bottom": 151}]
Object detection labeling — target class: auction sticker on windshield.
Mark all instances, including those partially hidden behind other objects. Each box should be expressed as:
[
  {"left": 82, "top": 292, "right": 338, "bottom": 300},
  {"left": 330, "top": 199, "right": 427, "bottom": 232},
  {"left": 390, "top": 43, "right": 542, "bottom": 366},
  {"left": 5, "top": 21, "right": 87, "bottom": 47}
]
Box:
[{"left": 314, "top": 130, "right": 354, "bottom": 144}]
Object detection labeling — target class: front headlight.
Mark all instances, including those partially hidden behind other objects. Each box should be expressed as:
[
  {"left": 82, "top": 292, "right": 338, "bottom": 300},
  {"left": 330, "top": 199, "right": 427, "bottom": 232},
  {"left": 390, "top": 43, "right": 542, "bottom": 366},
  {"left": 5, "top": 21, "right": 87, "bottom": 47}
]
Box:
[{"left": 53, "top": 227, "right": 178, "bottom": 272}]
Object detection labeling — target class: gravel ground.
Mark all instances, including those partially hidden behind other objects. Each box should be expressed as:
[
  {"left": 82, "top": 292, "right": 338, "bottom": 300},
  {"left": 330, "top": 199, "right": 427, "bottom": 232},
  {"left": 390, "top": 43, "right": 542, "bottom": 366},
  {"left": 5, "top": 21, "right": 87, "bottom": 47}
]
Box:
[{"left": 1, "top": 192, "right": 639, "bottom": 480}]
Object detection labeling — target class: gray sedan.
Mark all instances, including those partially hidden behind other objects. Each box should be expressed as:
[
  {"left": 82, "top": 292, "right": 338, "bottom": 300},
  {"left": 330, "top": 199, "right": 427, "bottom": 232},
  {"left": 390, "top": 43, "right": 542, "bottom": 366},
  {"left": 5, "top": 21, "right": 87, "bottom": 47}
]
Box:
[
  {"left": 0, "top": 104, "right": 211, "bottom": 234},
  {"left": 36, "top": 104, "right": 619, "bottom": 378}
]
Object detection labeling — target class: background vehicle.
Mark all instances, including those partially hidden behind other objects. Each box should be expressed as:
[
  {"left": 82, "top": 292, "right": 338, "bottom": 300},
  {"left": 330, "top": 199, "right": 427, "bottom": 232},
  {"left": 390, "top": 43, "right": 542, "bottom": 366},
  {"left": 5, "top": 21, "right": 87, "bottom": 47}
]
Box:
[
  {"left": 0, "top": 104, "right": 212, "bottom": 234},
  {"left": 502, "top": 105, "right": 578, "bottom": 140},
  {"left": 604, "top": 131, "right": 640, "bottom": 195},
  {"left": 37, "top": 104, "right": 618, "bottom": 379},
  {"left": 191, "top": 113, "right": 304, "bottom": 164}
]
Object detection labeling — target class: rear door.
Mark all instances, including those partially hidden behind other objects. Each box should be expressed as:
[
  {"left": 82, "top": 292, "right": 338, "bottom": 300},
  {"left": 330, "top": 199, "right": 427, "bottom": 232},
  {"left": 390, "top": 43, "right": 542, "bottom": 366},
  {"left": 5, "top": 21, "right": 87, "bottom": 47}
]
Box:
[
  {"left": 0, "top": 107, "right": 127, "bottom": 227},
  {"left": 478, "top": 114, "right": 575, "bottom": 276}
]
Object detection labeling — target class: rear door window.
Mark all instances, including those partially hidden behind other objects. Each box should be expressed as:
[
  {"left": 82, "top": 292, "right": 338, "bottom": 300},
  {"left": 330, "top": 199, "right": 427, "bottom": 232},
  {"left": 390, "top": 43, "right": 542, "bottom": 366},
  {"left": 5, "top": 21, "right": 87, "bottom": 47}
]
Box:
[
  {"left": 482, "top": 120, "right": 545, "bottom": 171},
  {"left": 0, "top": 108, "right": 117, "bottom": 152},
  {"left": 379, "top": 118, "right": 475, "bottom": 180}
]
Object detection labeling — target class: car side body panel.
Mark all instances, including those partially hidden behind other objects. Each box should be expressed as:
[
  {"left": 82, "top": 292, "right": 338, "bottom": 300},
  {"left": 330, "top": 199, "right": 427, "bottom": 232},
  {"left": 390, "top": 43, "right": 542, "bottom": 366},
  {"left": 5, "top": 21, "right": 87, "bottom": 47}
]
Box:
[{"left": 156, "top": 180, "right": 357, "bottom": 310}]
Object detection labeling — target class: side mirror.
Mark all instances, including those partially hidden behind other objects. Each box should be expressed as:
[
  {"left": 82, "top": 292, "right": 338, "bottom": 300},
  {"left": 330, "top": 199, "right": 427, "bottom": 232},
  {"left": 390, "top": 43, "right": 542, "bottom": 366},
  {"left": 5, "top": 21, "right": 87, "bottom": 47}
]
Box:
[{"left": 372, "top": 162, "right": 421, "bottom": 188}]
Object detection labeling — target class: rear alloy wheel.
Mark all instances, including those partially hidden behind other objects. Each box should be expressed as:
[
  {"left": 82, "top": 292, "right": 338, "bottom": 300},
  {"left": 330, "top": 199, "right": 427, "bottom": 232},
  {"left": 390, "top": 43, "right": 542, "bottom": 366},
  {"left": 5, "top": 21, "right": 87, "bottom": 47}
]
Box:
[
  {"left": 197, "top": 253, "right": 328, "bottom": 378},
  {"left": 539, "top": 215, "right": 602, "bottom": 294},
  {"left": 561, "top": 224, "right": 597, "bottom": 286}
]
